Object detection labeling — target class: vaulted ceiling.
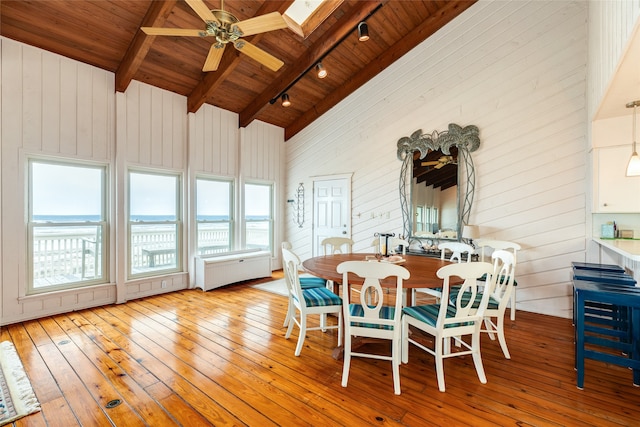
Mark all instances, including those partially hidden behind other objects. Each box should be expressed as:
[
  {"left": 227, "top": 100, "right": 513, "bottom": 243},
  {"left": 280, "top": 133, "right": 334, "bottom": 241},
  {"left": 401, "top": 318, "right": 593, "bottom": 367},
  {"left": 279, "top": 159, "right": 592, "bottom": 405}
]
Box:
[{"left": 0, "top": 0, "right": 476, "bottom": 140}]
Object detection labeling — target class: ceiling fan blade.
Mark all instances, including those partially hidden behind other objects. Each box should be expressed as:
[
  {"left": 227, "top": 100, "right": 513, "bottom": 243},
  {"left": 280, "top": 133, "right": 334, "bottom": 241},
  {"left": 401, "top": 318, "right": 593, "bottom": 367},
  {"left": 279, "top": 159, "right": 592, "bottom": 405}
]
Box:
[
  {"left": 435, "top": 163, "right": 445, "bottom": 169},
  {"left": 185, "top": 0, "right": 219, "bottom": 23},
  {"left": 421, "top": 161, "right": 439, "bottom": 166},
  {"left": 233, "top": 40, "right": 284, "bottom": 72},
  {"left": 203, "top": 44, "right": 225, "bottom": 71},
  {"left": 141, "top": 27, "right": 203, "bottom": 37},
  {"left": 235, "top": 12, "right": 288, "bottom": 37}
]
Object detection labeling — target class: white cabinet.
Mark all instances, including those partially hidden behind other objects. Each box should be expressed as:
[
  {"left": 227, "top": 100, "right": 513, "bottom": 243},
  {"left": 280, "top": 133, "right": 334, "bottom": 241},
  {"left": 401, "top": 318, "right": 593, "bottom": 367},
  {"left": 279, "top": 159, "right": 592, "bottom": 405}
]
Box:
[
  {"left": 594, "top": 145, "right": 640, "bottom": 212},
  {"left": 195, "top": 249, "right": 271, "bottom": 291}
]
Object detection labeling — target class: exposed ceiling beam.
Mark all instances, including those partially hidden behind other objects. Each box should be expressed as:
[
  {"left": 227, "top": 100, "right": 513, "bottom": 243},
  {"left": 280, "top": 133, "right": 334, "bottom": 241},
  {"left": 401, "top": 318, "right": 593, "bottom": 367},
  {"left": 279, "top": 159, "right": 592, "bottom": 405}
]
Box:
[
  {"left": 238, "top": 0, "right": 385, "bottom": 129},
  {"left": 284, "top": 0, "right": 476, "bottom": 140},
  {"left": 115, "top": 0, "right": 177, "bottom": 93},
  {"left": 187, "top": 1, "right": 293, "bottom": 113}
]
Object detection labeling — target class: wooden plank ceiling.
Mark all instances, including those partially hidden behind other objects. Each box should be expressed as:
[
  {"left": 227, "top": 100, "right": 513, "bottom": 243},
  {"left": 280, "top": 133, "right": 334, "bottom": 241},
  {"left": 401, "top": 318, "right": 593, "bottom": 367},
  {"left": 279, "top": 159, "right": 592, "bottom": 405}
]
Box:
[{"left": 0, "top": 0, "right": 476, "bottom": 140}]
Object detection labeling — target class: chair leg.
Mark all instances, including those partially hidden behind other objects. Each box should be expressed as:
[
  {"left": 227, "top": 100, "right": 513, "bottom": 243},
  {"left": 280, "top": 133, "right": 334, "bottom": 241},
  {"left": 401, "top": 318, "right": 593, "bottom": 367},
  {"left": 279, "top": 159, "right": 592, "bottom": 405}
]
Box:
[
  {"left": 341, "top": 333, "right": 352, "bottom": 387},
  {"left": 294, "top": 315, "right": 307, "bottom": 356},
  {"left": 435, "top": 335, "right": 446, "bottom": 392},
  {"left": 496, "top": 315, "right": 511, "bottom": 359},
  {"left": 285, "top": 310, "right": 296, "bottom": 339},
  {"left": 471, "top": 330, "right": 487, "bottom": 384},
  {"left": 392, "top": 336, "right": 401, "bottom": 395},
  {"left": 402, "top": 317, "right": 410, "bottom": 364},
  {"left": 283, "top": 298, "right": 292, "bottom": 327},
  {"left": 510, "top": 288, "right": 516, "bottom": 320}
]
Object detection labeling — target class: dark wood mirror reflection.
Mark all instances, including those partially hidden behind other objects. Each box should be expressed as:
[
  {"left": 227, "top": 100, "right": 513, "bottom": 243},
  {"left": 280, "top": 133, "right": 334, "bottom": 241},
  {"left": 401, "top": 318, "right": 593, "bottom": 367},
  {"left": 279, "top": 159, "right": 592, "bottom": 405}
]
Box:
[{"left": 411, "top": 147, "right": 459, "bottom": 240}]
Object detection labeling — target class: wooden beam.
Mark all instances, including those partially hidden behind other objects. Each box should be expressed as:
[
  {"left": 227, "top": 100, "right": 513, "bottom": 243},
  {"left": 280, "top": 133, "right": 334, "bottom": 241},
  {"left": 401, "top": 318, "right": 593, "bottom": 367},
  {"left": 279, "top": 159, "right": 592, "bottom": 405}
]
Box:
[
  {"left": 187, "top": 1, "right": 293, "bottom": 113},
  {"left": 284, "top": 0, "right": 476, "bottom": 140},
  {"left": 115, "top": 0, "right": 177, "bottom": 93},
  {"left": 239, "top": 0, "right": 385, "bottom": 129}
]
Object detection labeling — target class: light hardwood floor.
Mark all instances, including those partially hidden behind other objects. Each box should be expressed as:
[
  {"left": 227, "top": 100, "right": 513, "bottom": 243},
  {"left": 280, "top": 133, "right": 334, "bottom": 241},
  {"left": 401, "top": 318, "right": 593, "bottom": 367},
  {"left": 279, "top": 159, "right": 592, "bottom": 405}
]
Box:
[{"left": 2, "top": 273, "right": 640, "bottom": 426}]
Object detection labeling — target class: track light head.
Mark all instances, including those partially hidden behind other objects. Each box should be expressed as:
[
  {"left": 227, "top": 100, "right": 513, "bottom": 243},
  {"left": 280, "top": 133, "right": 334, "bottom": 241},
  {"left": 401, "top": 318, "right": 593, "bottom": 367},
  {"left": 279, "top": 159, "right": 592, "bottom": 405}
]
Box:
[
  {"left": 281, "top": 93, "right": 291, "bottom": 107},
  {"left": 358, "top": 22, "right": 369, "bottom": 42},
  {"left": 316, "top": 62, "right": 327, "bottom": 79}
]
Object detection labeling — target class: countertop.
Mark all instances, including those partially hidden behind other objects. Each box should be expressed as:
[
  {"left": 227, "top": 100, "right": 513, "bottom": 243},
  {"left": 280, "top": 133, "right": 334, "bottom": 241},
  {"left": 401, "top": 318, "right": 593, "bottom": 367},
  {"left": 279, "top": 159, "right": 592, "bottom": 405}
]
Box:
[{"left": 594, "top": 238, "right": 640, "bottom": 261}]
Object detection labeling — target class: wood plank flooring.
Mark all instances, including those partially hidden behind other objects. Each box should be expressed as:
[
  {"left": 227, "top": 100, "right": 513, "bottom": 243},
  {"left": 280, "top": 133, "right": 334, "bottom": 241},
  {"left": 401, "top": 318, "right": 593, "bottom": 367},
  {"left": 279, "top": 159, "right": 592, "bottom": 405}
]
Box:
[{"left": 2, "top": 274, "right": 640, "bottom": 426}]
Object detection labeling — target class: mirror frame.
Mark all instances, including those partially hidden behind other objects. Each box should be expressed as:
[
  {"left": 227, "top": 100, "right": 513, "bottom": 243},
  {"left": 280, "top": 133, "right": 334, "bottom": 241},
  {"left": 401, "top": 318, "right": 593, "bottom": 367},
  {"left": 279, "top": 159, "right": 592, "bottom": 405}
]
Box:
[{"left": 397, "top": 124, "right": 480, "bottom": 245}]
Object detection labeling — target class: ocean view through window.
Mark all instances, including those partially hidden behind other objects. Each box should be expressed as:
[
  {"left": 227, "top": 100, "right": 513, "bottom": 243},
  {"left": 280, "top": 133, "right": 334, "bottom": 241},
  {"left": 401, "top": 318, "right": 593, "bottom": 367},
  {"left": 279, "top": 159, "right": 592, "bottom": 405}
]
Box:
[
  {"left": 129, "top": 171, "right": 181, "bottom": 278},
  {"left": 28, "top": 159, "right": 107, "bottom": 294}
]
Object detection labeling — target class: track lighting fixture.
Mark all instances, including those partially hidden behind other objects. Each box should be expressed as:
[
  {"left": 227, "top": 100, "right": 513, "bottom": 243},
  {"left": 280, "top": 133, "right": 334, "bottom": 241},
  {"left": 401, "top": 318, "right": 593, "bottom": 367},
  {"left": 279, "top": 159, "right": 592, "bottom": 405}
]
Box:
[
  {"left": 316, "top": 62, "right": 327, "bottom": 79},
  {"left": 358, "top": 22, "right": 369, "bottom": 42},
  {"left": 281, "top": 93, "right": 291, "bottom": 107}
]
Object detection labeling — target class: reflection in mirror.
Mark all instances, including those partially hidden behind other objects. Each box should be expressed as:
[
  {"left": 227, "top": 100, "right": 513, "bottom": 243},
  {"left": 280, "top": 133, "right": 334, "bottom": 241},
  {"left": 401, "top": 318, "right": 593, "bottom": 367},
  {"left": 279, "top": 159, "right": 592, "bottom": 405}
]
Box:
[
  {"left": 397, "top": 124, "right": 480, "bottom": 251},
  {"left": 412, "top": 147, "right": 458, "bottom": 240}
]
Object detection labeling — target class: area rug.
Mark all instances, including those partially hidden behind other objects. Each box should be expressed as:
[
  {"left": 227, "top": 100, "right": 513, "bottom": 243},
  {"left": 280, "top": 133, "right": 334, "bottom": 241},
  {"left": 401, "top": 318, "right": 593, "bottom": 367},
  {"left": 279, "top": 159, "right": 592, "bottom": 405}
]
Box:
[
  {"left": 0, "top": 341, "right": 40, "bottom": 426},
  {"left": 251, "top": 278, "right": 288, "bottom": 297}
]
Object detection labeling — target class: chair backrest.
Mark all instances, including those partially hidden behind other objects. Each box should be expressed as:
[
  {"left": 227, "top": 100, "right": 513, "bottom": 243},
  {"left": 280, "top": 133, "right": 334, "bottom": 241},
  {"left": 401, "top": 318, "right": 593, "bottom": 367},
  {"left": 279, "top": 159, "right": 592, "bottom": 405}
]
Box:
[
  {"left": 436, "top": 262, "right": 494, "bottom": 329},
  {"left": 321, "top": 237, "right": 353, "bottom": 255},
  {"left": 475, "top": 239, "right": 521, "bottom": 265},
  {"left": 488, "top": 250, "right": 516, "bottom": 309},
  {"left": 281, "top": 247, "right": 304, "bottom": 303},
  {"left": 337, "top": 261, "right": 410, "bottom": 338},
  {"left": 438, "top": 241, "right": 474, "bottom": 263}
]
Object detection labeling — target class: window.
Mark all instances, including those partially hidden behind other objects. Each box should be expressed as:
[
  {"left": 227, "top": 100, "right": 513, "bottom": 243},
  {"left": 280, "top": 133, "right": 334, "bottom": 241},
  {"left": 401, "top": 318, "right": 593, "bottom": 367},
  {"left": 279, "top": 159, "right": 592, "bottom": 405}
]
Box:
[
  {"left": 244, "top": 182, "right": 273, "bottom": 252},
  {"left": 129, "top": 170, "right": 181, "bottom": 278},
  {"left": 196, "top": 177, "right": 233, "bottom": 255},
  {"left": 28, "top": 159, "right": 107, "bottom": 294}
]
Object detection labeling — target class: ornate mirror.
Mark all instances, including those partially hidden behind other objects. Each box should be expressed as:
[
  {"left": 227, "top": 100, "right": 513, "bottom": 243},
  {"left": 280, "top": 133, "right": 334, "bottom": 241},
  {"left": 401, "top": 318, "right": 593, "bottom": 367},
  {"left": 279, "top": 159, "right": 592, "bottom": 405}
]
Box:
[{"left": 397, "top": 124, "right": 480, "bottom": 249}]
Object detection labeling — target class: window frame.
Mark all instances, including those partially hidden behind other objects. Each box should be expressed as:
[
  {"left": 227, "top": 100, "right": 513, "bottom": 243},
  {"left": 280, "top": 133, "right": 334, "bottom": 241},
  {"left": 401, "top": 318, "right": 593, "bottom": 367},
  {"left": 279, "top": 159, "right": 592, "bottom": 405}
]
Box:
[
  {"left": 243, "top": 181, "right": 274, "bottom": 254},
  {"left": 27, "top": 157, "right": 109, "bottom": 295},
  {"left": 195, "top": 176, "right": 234, "bottom": 255},
  {"left": 127, "top": 169, "right": 182, "bottom": 279}
]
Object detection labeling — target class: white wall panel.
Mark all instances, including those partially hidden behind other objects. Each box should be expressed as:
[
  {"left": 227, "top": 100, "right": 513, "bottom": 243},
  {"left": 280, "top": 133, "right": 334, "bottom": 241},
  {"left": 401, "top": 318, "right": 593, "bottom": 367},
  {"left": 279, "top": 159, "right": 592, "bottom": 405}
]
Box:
[
  {"left": 189, "top": 103, "right": 238, "bottom": 176},
  {"left": 1, "top": 37, "right": 116, "bottom": 324},
  {"left": 285, "top": 0, "right": 588, "bottom": 318}
]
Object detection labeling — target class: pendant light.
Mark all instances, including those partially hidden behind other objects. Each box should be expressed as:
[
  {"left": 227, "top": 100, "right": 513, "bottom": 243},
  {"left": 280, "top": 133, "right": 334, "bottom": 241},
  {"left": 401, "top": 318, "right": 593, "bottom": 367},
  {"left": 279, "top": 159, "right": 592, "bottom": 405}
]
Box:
[{"left": 626, "top": 100, "right": 640, "bottom": 176}]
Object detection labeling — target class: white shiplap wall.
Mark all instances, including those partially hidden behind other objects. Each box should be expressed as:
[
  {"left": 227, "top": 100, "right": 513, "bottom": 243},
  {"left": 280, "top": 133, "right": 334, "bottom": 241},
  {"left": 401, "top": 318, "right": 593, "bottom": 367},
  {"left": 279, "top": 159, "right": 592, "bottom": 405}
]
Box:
[
  {"left": 285, "top": 0, "right": 589, "bottom": 318},
  {"left": 1, "top": 38, "right": 117, "bottom": 323}
]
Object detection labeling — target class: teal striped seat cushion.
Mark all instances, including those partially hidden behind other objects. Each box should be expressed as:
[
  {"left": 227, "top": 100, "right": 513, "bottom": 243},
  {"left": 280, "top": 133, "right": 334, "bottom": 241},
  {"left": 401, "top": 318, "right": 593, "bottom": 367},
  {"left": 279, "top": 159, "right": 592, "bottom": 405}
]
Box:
[
  {"left": 299, "top": 276, "right": 327, "bottom": 289},
  {"left": 449, "top": 288, "right": 499, "bottom": 310},
  {"left": 479, "top": 273, "right": 517, "bottom": 286},
  {"left": 300, "top": 286, "right": 342, "bottom": 307},
  {"left": 348, "top": 304, "right": 396, "bottom": 330},
  {"left": 402, "top": 304, "right": 473, "bottom": 328}
]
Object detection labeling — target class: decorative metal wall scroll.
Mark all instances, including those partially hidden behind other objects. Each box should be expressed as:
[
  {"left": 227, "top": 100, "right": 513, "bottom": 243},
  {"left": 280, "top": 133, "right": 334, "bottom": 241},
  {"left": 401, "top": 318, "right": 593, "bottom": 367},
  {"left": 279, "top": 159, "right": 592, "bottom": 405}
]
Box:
[
  {"left": 397, "top": 124, "right": 480, "bottom": 242},
  {"left": 293, "top": 182, "right": 305, "bottom": 228}
]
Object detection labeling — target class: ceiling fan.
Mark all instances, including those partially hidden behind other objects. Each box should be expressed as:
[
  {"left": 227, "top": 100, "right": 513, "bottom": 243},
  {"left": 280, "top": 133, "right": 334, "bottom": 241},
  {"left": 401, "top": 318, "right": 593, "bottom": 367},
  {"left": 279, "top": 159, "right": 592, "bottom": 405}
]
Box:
[
  {"left": 141, "top": 0, "right": 288, "bottom": 72},
  {"left": 421, "top": 155, "right": 456, "bottom": 169}
]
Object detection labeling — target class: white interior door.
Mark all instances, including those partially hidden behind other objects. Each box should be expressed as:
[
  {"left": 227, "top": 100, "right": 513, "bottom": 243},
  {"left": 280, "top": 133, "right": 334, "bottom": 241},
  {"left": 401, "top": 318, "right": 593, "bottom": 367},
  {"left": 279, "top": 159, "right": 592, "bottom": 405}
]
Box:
[{"left": 312, "top": 175, "right": 351, "bottom": 256}]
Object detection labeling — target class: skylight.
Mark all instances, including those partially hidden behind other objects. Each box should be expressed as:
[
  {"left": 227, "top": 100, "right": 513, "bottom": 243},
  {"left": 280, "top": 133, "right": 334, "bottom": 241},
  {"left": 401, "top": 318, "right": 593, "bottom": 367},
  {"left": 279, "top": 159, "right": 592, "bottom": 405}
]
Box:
[{"left": 285, "top": 0, "right": 324, "bottom": 26}]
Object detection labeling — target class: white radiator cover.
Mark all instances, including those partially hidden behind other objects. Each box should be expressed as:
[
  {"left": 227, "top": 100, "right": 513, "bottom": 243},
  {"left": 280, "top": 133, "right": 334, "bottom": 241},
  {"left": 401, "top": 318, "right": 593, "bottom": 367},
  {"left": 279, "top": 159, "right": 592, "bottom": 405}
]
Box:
[{"left": 194, "top": 249, "right": 272, "bottom": 291}]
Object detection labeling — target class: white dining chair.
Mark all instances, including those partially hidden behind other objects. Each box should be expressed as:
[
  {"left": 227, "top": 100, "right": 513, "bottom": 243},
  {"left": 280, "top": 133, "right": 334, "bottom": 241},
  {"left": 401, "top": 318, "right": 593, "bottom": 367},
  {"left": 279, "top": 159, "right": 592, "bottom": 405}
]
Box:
[
  {"left": 411, "top": 241, "right": 474, "bottom": 305},
  {"left": 449, "top": 250, "right": 516, "bottom": 358},
  {"left": 321, "top": 237, "right": 354, "bottom": 294},
  {"left": 282, "top": 247, "right": 342, "bottom": 356},
  {"left": 474, "top": 239, "right": 521, "bottom": 320},
  {"left": 337, "top": 260, "right": 410, "bottom": 395},
  {"left": 402, "top": 261, "right": 494, "bottom": 392},
  {"left": 281, "top": 242, "right": 328, "bottom": 328}
]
